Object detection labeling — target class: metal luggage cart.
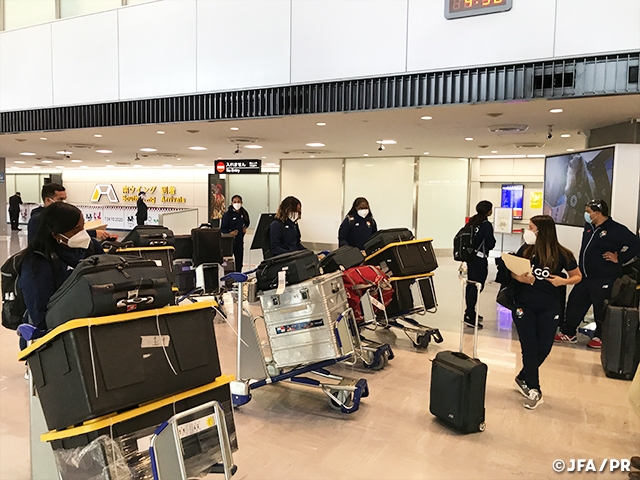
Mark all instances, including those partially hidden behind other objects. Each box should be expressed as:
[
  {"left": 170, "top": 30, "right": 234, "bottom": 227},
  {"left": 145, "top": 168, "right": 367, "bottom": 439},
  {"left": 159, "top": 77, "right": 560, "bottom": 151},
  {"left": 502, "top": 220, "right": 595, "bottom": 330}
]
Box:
[
  {"left": 360, "top": 273, "right": 444, "bottom": 350},
  {"left": 223, "top": 272, "right": 371, "bottom": 414}
]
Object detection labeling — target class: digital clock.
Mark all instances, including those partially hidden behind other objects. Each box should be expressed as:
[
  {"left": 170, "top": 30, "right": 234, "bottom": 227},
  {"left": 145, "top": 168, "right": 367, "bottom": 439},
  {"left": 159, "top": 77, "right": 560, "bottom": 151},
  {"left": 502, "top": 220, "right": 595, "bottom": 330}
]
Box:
[{"left": 445, "top": 0, "right": 512, "bottom": 19}]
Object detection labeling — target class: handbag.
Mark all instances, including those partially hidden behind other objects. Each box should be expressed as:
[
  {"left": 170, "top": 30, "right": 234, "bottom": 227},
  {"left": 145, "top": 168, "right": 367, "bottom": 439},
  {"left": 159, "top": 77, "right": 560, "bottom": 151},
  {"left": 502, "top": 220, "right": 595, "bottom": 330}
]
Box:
[{"left": 496, "top": 280, "right": 521, "bottom": 310}]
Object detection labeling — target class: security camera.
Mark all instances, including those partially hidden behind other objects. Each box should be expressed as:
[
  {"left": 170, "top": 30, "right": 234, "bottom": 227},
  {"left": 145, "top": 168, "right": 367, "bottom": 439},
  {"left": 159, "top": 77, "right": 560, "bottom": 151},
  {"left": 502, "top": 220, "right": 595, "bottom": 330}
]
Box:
[
  {"left": 547, "top": 125, "right": 553, "bottom": 140},
  {"left": 547, "top": 133, "right": 553, "bottom": 140},
  {"left": 378, "top": 144, "right": 385, "bottom": 151},
  {"left": 234, "top": 144, "right": 241, "bottom": 154}
]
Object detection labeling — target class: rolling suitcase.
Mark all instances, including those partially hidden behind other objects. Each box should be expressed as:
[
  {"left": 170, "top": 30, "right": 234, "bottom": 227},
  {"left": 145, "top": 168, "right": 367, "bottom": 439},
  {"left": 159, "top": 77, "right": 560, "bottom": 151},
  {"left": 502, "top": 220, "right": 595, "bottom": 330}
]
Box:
[
  {"left": 601, "top": 304, "right": 640, "bottom": 380},
  {"left": 430, "top": 279, "right": 487, "bottom": 433},
  {"left": 123, "top": 225, "right": 175, "bottom": 247},
  {"left": 363, "top": 228, "right": 414, "bottom": 256},
  {"left": 386, "top": 273, "right": 437, "bottom": 317},
  {"left": 46, "top": 254, "right": 174, "bottom": 330},
  {"left": 319, "top": 245, "right": 365, "bottom": 274},
  {"left": 117, "top": 246, "right": 175, "bottom": 286},
  {"left": 174, "top": 259, "right": 196, "bottom": 295},
  {"left": 174, "top": 234, "right": 193, "bottom": 260},
  {"left": 192, "top": 224, "right": 223, "bottom": 266},
  {"left": 365, "top": 239, "right": 438, "bottom": 276},
  {"left": 256, "top": 250, "right": 320, "bottom": 292}
]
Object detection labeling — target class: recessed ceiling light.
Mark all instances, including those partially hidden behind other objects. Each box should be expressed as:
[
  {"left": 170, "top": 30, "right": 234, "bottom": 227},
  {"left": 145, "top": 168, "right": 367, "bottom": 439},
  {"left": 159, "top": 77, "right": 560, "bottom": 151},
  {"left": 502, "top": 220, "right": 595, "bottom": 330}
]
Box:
[
  {"left": 176, "top": 157, "right": 181, "bottom": 161},
  {"left": 310, "top": 155, "right": 315, "bottom": 158},
  {"left": 491, "top": 150, "right": 498, "bottom": 153},
  {"left": 465, "top": 137, "right": 474, "bottom": 141},
  {"left": 195, "top": 163, "right": 205, "bottom": 167},
  {"left": 567, "top": 148, "right": 575, "bottom": 152},
  {"left": 14, "top": 160, "right": 26, "bottom": 164},
  {"left": 96, "top": 149, "right": 112, "bottom": 154},
  {"left": 421, "top": 116, "right": 433, "bottom": 120},
  {"left": 70, "top": 159, "right": 82, "bottom": 163},
  {"left": 39, "top": 137, "right": 47, "bottom": 141},
  {"left": 20, "top": 152, "right": 36, "bottom": 156},
  {"left": 162, "top": 164, "right": 173, "bottom": 167},
  {"left": 156, "top": 131, "right": 165, "bottom": 135},
  {"left": 41, "top": 160, "right": 54, "bottom": 164},
  {"left": 550, "top": 108, "right": 563, "bottom": 113},
  {"left": 140, "top": 148, "right": 157, "bottom": 152},
  {"left": 245, "top": 145, "right": 263, "bottom": 149},
  {"left": 363, "top": 154, "right": 369, "bottom": 157},
  {"left": 94, "top": 134, "right": 102, "bottom": 138},
  {"left": 376, "top": 140, "right": 397, "bottom": 145},
  {"left": 316, "top": 122, "right": 326, "bottom": 126},
  {"left": 560, "top": 134, "right": 571, "bottom": 138},
  {"left": 230, "top": 127, "right": 239, "bottom": 131},
  {"left": 57, "top": 150, "right": 72, "bottom": 155},
  {"left": 306, "top": 143, "right": 325, "bottom": 147},
  {"left": 262, "top": 156, "right": 266, "bottom": 159},
  {"left": 105, "top": 159, "right": 111, "bottom": 162},
  {"left": 188, "top": 146, "right": 207, "bottom": 151},
  {"left": 423, "top": 152, "right": 429, "bottom": 155}
]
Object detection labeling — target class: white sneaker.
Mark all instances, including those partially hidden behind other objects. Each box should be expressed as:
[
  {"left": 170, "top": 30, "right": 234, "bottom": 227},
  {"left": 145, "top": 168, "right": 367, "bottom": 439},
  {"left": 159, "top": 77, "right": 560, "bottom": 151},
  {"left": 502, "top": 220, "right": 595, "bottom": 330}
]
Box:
[{"left": 523, "top": 389, "right": 544, "bottom": 410}]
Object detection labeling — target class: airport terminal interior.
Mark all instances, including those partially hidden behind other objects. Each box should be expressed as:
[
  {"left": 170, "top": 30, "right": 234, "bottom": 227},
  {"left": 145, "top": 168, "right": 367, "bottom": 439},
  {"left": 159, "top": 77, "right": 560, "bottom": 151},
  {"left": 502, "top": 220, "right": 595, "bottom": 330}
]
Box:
[{"left": 1, "top": 1, "right": 640, "bottom": 479}]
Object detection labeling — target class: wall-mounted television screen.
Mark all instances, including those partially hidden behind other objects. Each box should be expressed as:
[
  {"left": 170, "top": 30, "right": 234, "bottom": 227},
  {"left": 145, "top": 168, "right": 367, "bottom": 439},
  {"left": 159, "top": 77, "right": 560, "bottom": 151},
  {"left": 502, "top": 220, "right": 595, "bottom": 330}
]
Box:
[
  {"left": 543, "top": 147, "right": 614, "bottom": 227},
  {"left": 501, "top": 184, "right": 524, "bottom": 220}
]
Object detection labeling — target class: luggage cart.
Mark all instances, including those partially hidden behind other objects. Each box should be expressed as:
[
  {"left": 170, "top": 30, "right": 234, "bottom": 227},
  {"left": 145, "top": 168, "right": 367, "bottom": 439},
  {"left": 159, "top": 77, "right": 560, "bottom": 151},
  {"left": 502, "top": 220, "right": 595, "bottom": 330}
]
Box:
[
  {"left": 223, "top": 272, "right": 370, "bottom": 414},
  {"left": 360, "top": 273, "right": 444, "bottom": 350}
]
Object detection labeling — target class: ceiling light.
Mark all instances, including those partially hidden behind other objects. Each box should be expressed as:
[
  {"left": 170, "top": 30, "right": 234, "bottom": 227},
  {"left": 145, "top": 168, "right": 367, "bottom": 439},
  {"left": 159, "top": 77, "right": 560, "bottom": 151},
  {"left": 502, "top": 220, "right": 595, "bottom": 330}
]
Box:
[
  {"left": 310, "top": 155, "right": 315, "bottom": 158},
  {"left": 156, "top": 131, "right": 165, "bottom": 135},
  {"left": 262, "top": 156, "right": 267, "bottom": 159},
  {"left": 188, "top": 146, "right": 207, "bottom": 151},
  {"left": 567, "top": 148, "right": 575, "bottom": 152},
  {"left": 316, "top": 122, "right": 326, "bottom": 126},
  {"left": 14, "top": 160, "right": 26, "bottom": 164},
  {"left": 70, "top": 159, "right": 83, "bottom": 163},
  {"left": 491, "top": 150, "right": 498, "bottom": 153},
  {"left": 245, "top": 145, "right": 263, "bottom": 149},
  {"left": 94, "top": 134, "right": 102, "bottom": 138},
  {"left": 423, "top": 152, "right": 429, "bottom": 155},
  {"left": 176, "top": 157, "right": 182, "bottom": 161},
  {"left": 363, "top": 154, "right": 369, "bottom": 157},
  {"left": 465, "top": 137, "right": 474, "bottom": 141},
  {"left": 96, "top": 149, "right": 112, "bottom": 154},
  {"left": 421, "top": 116, "right": 432, "bottom": 120},
  {"left": 39, "top": 137, "right": 47, "bottom": 141},
  {"left": 195, "top": 163, "right": 205, "bottom": 167},
  {"left": 106, "top": 159, "right": 111, "bottom": 162},
  {"left": 20, "top": 152, "right": 36, "bottom": 156},
  {"left": 41, "top": 160, "right": 53, "bottom": 164},
  {"left": 57, "top": 150, "right": 72, "bottom": 155},
  {"left": 306, "top": 143, "right": 325, "bottom": 147},
  {"left": 561, "top": 134, "right": 571, "bottom": 138},
  {"left": 140, "top": 148, "right": 157, "bottom": 152},
  {"left": 376, "top": 140, "right": 397, "bottom": 145},
  {"left": 230, "top": 127, "right": 239, "bottom": 131},
  {"left": 550, "top": 108, "right": 563, "bottom": 113}
]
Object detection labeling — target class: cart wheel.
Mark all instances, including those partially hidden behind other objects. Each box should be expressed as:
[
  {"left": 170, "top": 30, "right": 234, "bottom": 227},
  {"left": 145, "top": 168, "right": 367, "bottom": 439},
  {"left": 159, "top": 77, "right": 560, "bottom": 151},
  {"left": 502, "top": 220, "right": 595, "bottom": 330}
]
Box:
[
  {"left": 329, "top": 390, "right": 353, "bottom": 411},
  {"left": 365, "top": 351, "right": 386, "bottom": 371},
  {"left": 414, "top": 334, "right": 430, "bottom": 350},
  {"left": 478, "top": 421, "right": 486, "bottom": 432},
  {"left": 266, "top": 363, "right": 282, "bottom": 377}
]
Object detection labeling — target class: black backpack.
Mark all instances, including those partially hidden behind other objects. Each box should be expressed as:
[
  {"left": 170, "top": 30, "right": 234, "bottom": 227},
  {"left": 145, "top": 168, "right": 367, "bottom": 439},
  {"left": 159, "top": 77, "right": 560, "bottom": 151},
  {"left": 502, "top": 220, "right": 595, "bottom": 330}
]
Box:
[
  {"left": 453, "top": 222, "right": 476, "bottom": 263},
  {"left": 1, "top": 250, "right": 28, "bottom": 330}
]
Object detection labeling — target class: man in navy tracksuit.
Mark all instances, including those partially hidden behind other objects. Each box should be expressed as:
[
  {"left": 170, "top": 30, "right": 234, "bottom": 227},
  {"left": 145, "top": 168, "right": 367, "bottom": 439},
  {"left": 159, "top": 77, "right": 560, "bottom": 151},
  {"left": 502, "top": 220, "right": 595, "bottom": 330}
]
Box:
[
  {"left": 556, "top": 199, "right": 640, "bottom": 349},
  {"left": 221, "top": 195, "right": 250, "bottom": 269}
]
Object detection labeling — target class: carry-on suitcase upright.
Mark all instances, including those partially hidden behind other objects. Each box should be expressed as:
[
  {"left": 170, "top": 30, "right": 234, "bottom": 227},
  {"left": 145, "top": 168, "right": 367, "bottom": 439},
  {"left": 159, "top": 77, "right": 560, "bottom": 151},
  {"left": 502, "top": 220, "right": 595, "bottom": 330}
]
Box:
[
  {"left": 319, "top": 245, "right": 365, "bottom": 274},
  {"left": 363, "top": 228, "right": 414, "bottom": 256},
  {"left": 601, "top": 304, "right": 640, "bottom": 380},
  {"left": 256, "top": 250, "right": 321, "bottom": 292},
  {"left": 430, "top": 279, "right": 487, "bottom": 433},
  {"left": 365, "top": 238, "right": 438, "bottom": 276},
  {"left": 173, "top": 234, "right": 193, "bottom": 260},
  {"left": 191, "top": 224, "right": 223, "bottom": 266},
  {"left": 116, "top": 245, "right": 175, "bottom": 286}
]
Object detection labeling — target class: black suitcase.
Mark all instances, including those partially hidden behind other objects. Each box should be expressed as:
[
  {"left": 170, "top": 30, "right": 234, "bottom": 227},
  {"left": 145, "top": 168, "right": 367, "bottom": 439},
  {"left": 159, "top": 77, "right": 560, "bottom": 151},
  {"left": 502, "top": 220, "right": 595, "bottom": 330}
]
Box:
[
  {"left": 601, "top": 304, "right": 640, "bottom": 380},
  {"left": 365, "top": 239, "right": 438, "bottom": 276},
  {"left": 430, "top": 279, "right": 486, "bottom": 433},
  {"left": 386, "top": 274, "right": 437, "bottom": 317},
  {"left": 117, "top": 246, "right": 175, "bottom": 286},
  {"left": 221, "top": 233, "right": 235, "bottom": 258},
  {"left": 364, "top": 228, "right": 414, "bottom": 256},
  {"left": 319, "top": 246, "right": 365, "bottom": 274},
  {"left": 174, "top": 234, "right": 193, "bottom": 260},
  {"left": 191, "top": 225, "right": 223, "bottom": 266},
  {"left": 174, "top": 259, "right": 196, "bottom": 295},
  {"left": 256, "top": 250, "right": 320, "bottom": 292},
  {"left": 46, "top": 254, "right": 174, "bottom": 330},
  {"left": 123, "top": 225, "right": 175, "bottom": 247}
]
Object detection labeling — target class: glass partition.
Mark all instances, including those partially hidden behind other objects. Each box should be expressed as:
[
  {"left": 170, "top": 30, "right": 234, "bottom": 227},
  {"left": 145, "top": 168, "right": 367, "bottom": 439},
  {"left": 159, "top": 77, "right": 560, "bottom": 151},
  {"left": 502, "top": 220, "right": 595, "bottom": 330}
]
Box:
[
  {"left": 4, "top": 0, "right": 56, "bottom": 30},
  {"left": 227, "top": 173, "right": 279, "bottom": 234}
]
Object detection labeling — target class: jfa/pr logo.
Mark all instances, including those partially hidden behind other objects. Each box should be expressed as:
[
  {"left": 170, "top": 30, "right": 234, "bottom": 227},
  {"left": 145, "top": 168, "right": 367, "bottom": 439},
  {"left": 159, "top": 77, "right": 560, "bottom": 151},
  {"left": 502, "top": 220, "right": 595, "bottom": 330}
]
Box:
[{"left": 553, "top": 459, "right": 630, "bottom": 473}]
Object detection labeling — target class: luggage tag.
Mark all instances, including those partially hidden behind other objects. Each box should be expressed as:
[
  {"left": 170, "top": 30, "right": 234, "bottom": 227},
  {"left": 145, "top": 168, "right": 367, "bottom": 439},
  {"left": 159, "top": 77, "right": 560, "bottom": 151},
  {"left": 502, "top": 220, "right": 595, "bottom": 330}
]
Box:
[
  {"left": 276, "top": 270, "right": 287, "bottom": 295},
  {"left": 369, "top": 295, "right": 386, "bottom": 311}
]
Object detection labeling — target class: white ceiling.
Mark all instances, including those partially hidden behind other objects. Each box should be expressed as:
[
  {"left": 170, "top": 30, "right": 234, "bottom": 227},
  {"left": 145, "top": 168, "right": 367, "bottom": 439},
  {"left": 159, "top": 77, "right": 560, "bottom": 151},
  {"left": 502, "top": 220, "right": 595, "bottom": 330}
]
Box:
[{"left": 1, "top": 94, "right": 639, "bottom": 171}]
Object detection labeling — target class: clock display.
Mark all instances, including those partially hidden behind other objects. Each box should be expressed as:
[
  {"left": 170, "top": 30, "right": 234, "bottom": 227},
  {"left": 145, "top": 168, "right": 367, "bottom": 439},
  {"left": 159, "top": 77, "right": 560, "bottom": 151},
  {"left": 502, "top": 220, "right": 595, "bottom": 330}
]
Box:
[{"left": 445, "top": 0, "right": 512, "bottom": 19}]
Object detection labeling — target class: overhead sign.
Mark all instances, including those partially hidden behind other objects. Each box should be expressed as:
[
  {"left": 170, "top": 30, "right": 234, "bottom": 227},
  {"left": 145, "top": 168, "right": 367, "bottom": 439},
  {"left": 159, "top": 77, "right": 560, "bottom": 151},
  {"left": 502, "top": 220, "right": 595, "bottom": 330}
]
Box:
[
  {"left": 91, "top": 184, "right": 119, "bottom": 203},
  {"left": 215, "top": 160, "right": 261, "bottom": 174}
]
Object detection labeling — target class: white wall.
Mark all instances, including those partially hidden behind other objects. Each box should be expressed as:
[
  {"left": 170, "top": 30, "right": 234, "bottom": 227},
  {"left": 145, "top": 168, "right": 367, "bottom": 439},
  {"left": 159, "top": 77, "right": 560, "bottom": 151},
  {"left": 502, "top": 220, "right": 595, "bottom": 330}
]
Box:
[{"left": 2, "top": 0, "right": 639, "bottom": 111}]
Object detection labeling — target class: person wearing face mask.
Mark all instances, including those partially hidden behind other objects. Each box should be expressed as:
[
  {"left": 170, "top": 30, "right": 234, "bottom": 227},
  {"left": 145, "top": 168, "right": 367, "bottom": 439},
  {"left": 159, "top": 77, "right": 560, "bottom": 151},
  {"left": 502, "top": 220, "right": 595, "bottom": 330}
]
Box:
[
  {"left": 269, "top": 196, "right": 306, "bottom": 257},
  {"left": 221, "top": 195, "right": 250, "bottom": 269},
  {"left": 511, "top": 215, "right": 582, "bottom": 409},
  {"left": 463, "top": 201, "right": 497, "bottom": 329},
  {"left": 18, "top": 202, "right": 104, "bottom": 342},
  {"left": 556, "top": 199, "right": 640, "bottom": 349},
  {"left": 338, "top": 197, "right": 378, "bottom": 252}
]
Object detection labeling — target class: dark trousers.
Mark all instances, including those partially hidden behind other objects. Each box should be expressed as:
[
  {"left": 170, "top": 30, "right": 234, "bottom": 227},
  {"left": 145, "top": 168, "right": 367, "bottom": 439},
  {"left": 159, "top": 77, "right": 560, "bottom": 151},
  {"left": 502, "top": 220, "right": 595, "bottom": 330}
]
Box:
[
  {"left": 465, "top": 256, "right": 488, "bottom": 319},
  {"left": 136, "top": 217, "right": 145, "bottom": 226},
  {"left": 9, "top": 211, "right": 19, "bottom": 230},
  {"left": 233, "top": 240, "right": 244, "bottom": 271},
  {"left": 513, "top": 292, "right": 560, "bottom": 392},
  {"left": 562, "top": 275, "right": 616, "bottom": 339}
]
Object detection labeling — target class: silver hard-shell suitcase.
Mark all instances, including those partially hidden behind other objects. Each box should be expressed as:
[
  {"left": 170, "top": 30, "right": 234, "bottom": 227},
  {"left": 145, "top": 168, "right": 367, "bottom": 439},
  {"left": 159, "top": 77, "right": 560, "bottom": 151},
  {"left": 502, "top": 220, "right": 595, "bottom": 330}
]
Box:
[{"left": 259, "top": 271, "right": 356, "bottom": 368}]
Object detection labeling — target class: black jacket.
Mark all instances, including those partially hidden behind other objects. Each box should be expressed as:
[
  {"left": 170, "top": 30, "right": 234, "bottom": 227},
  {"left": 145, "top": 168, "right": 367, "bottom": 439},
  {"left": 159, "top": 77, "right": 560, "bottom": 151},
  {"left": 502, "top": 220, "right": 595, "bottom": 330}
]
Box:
[
  {"left": 269, "top": 218, "right": 305, "bottom": 256},
  {"left": 579, "top": 218, "right": 640, "bottom": 279},
  {"left": 221, "top": 206, "right": 250, "bottom": 243},
  {"left": 472, "top": 219, "right": 497, "bottom": 258},
  {"left": 9, "top": 194, "right": 22, "bottom": 212},
  {"left": 136, "top": 198, "right": 148, "bottom": 221},
  {"left": 338, "top": 215, "right": 377, "bottom": 250}
]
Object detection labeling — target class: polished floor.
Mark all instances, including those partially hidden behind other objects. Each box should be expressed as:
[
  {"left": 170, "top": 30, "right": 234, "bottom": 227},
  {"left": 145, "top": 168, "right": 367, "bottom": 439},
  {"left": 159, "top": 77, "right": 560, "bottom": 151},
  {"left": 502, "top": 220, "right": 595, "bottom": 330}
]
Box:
[{"left": 0, "top": 230, "right": 638, "bottom": 480}]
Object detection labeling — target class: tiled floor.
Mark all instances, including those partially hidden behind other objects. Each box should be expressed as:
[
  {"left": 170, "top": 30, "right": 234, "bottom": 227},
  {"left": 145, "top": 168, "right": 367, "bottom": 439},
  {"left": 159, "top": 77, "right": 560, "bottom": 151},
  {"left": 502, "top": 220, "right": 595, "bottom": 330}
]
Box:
[{"left": 0, "top": 230, "right": 638, "bottom": 480}]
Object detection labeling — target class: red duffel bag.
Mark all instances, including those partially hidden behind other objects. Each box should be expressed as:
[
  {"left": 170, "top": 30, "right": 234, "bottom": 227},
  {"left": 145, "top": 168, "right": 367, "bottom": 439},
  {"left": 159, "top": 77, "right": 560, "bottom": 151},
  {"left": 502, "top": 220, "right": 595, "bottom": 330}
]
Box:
[{"left": 342, "top": 265, "right": 394, "bottom": 323}]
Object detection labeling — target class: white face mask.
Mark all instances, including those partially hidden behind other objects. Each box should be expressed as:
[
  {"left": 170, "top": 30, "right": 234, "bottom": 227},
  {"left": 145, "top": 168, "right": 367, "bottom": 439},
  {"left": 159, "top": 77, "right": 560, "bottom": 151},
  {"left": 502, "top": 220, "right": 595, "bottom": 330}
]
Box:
[
  {"left": 523, "top": 229, "right": 537, "bottom": 245},
  {"left": 357, "top": 209, "right": 369, "bottom": 218},
  {"left": 232, "top": 203, "right": 242, "bottom": 211},
  {"left": 288, "top": 212, "right": 300, "bottom": 223},
  {"left": 61, "top": 230, "right": 91, "bottom": 249}
]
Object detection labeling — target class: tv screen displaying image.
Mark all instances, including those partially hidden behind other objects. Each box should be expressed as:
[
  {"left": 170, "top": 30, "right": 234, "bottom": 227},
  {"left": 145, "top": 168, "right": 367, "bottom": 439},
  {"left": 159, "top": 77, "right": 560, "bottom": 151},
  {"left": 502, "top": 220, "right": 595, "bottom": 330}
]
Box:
[
  {"left": 501, "top": 184, "right": 524, "bottom": 220},
  {"left": 543, "top": 147, "right": 614, "bottom": 227}
]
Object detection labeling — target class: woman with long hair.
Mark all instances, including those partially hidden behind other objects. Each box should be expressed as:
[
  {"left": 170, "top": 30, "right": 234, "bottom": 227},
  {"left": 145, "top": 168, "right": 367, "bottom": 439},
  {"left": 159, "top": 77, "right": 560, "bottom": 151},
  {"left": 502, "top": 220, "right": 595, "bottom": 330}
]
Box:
[
  {"left": 511, "top": 215, "right": 581, "bottom": 409},
  {"left": 338, "top": 197, "right": 377, "bottom": 251},
  {"left": 269, "top": 196, "right": 306, "bottom": 256}
]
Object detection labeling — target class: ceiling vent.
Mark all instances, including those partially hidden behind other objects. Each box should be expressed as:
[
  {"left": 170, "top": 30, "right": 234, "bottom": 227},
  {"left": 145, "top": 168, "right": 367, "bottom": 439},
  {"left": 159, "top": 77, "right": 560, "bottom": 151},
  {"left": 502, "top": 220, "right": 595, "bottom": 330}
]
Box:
[
  {"left": 488, "top": 124, "right": 529, "bottom": 133},
  {"left": 67, "top": 143, "right": 95, "bottom": 149},
  {"left": 116, "top": 162, "right": 131, "bottom": 165},
  {"left": 228, "top": 137, "right": 259, "bottom": 145},
  {"left": 154, "top": 153, "right": 180, "bottom": 158},
  {"left": 514, "top": 143, "right": 545, "bottom": 149},
  {"left": 286, "top": 150, "right": 325, "bottom": 155}
]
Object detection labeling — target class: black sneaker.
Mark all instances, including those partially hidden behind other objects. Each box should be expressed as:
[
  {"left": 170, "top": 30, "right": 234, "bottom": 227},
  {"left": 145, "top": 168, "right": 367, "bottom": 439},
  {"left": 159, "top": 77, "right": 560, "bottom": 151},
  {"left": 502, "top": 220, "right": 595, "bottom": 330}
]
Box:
[
  {"left": 464, "top": 316, "right": 483, "bottom": 329},
  {"left": 513, "top": 377, "right": 530, "bottom": 398}
]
